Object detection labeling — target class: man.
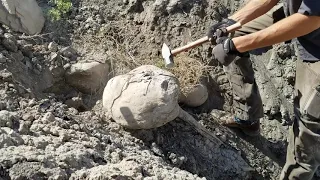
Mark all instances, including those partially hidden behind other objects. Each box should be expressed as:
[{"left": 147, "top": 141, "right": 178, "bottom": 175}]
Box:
[{"left": 207, "top": 0, "right": 320, "bottom": 179}]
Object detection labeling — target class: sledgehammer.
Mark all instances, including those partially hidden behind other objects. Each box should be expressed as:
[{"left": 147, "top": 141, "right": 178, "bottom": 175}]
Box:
[{"left": 162, "top": 22, "right": 242, "bottom": 68}]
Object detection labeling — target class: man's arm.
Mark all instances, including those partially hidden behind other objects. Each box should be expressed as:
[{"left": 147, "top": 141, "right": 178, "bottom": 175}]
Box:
[
  {"left": 229, "top": 0, "right": 280, "bottom": 25},
  {"left": 233, "top": 13, "right": 320, "bottom": 52}
]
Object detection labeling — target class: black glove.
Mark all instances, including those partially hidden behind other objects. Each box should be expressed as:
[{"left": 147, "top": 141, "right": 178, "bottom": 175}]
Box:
[
  {"left": 212, "top": 37, "right": 247, "bottom": 66},
  {"left": 207, "top": 18, "right": 237, "bottom": 44}
]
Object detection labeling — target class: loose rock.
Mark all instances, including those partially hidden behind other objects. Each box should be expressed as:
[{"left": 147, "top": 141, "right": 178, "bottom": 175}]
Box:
[
  {"left": 48, "top": 42, "right": 58, "bottom": 52},
  {"left": 65, "top": 61, "right": 110, "bottom": 94},
  {"left": 60, "top": 46, "right": 77, "bottom": 60},
  {"left": 181, "top": 84, "right": 208, "bottom": 107},
  {"left": 0, "top": 110, "right": 16, "bottom": 128},
  {"left": 0, "top": 53, "right": 7, "bottom": 63},
  {"left": 2, "top": 33, "right": 18, "bottom": 52}
]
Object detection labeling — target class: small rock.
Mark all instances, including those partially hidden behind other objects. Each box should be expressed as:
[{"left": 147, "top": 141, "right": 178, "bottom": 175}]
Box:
[
  {"left": 2, "top": 33, "right": 18, "bottom": 52},
  {"left": 0, "top": 53, "right": 8, "bottom": 63},
  {"left": 18, "top": 120, "right": 30, "bottom": 134},
  {"left": 31, "top": 57, "right": 39, "bottom": 64},
  {"left": 216, "top": 75, "right": 228, "bottom": 85},
  {"left": 84, "top": 24, "right": 90, "bottom": 30},
  {"left": 60, "top": 46, "right": 77, "bottom": 60},
  {"left": 0, "top": 101, "right": 6, "bottom": 110},
  {"left": 28, "top": 99, "right": 37, "bottom": 107},
  {"left": 25, "top": 58, "right": 33, "bottom": 70},
  {"left": 65, "top": 97, "right": 86, "bottom": 111},
  {"left": 63, "top": 63, "right": 71, "bottom": 70},
  {"left": 22, "top": 114, "right": 35, "bottom": 121},
  {"left": 0, "top": 127, "right": 24, "bottom": 147},
  {"left": 19, "top": 100, "right": 29, "bottom": 109},
  {"left": 75, "top": 15, "right": 82, "bottom": 20},
  {"left": 59, "top": 132, "right": 70, "bottom": 142},
  {"left": 0, "top": 69, "right": 13, "bottom": 82},
  {"left": 110, "top": 152, "right": 121, "bottom": 163},
  {"left": 41, "top": 112, "right": 55, "bottom": 122},
  {"left": 85, "top": 17, "right": 94, "bottom": 23},
  {"left": 35, "top": 64, "right": 42, "bottom": 71},
  {"left": 50, "top": 53, "right": 60, "bottom": 62},
  {"left": 181, "top": 84, "right": 208, "bottom": 107},
  {"left": 48, "top": 42, "right": 58, "bottom": 52},
  {"left": 168, "top": 152, "right": 186, "bottom": 167},
  {"left": 21, "top": 44, "right": 34, "bottom": 58},
  {"left": 0, "top": 110, "right": 16, "bottom": 128},
  {"left": 11, "top": 51, "right": 25, "bottom": 61},
  {"left": 17, "top": 40, "right": 28, "bottom": 47},
  {"left": 65, "top": 61, "right": 110, "bottom": 94},
  {"left": 151, "top": 142, "right": 163, "bottom": 156}
]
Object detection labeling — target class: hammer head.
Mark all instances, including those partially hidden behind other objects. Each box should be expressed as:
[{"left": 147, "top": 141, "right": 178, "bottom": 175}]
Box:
[{"left": 161, "top": 43, "right": 174, "bottom": 68}]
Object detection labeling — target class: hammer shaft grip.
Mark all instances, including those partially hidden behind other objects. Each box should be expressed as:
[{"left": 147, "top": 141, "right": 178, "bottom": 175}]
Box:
[
  {"left": 171, "top": 36, "right": 209, "bottom": 55},
  {"left": 226, "top": 22, "right": 242, "bottom": 32},
  {"left": 171, "top": 22, "right": 242, "bottom": 55}
]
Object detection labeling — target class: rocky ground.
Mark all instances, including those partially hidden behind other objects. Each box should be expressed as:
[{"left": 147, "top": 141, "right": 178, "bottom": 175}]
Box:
[{"left": 0, "top": 0, "right": 319, "bottom": 180}]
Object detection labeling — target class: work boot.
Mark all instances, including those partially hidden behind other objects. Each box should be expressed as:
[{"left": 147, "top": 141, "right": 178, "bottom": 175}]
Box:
[{"left": 221, "top": 117, "right": 260, "bottom": 136}]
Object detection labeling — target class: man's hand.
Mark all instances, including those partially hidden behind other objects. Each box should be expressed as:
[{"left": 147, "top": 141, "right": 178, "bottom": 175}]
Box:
[
  {"left": 207, "top": 19, "right": 236, "bottom": 44},
  {"left": 212, "top": 37, "right": 246, "bottom": 66}
]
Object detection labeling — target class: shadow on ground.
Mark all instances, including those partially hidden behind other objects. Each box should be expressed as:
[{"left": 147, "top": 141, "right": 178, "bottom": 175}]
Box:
[{"left": 130, "top": 112, "right": 288, "bottom": 180}]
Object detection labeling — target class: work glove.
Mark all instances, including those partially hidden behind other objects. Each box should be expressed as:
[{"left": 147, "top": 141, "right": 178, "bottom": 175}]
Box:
[
  {"left": 212, "top": 37, "right": 247, "bottom": 66},
  {"left": 207, "top": 18, "right": 237, "bottom": 44}
]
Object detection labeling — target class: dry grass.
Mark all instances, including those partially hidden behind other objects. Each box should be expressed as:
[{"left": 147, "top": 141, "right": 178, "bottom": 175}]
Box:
[
  {"left": 73, "top": 22, "right": 213, "bottom": 94},
  {"left": 154, "top": 53, "right": 213, "bottom": 94},
  {"left": 73, "top": 21, "right": 154, "bottom": 75},
  {"left": 166, "top": 54, "right": 213, "bottom": 94}
]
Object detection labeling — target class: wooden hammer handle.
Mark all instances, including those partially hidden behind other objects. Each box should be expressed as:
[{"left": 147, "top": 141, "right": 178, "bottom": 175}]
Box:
[
  {"left": 225, "top": 22, "right": 242, "bottom": 32},
  {"left": 171, "top": 22, "right": 242, "bottom": 55}
]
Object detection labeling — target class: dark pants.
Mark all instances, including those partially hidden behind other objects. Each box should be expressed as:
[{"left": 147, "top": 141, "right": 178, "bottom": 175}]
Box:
[
  {"left": 280, "top": 59, "right": 320, "bottom": 180},
  {"left": 227, "top": 4, "right": 286, "bottom": 121},
  {"left": 230, "top": 4, "right": 320, "bottom": 179}
]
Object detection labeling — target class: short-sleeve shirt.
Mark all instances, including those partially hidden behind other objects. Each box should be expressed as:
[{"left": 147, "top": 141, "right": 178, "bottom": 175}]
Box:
[{"left": 285, "top": 0, "right": 320, "bottom": 61}]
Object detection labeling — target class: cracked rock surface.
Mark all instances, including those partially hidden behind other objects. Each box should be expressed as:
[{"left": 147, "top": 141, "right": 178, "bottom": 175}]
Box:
[{"left": 102, "top": 65, "right": 180, "bottom": 129}]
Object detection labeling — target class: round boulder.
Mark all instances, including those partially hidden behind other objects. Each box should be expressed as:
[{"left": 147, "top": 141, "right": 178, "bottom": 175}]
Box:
[
  {"left": 102, "top": 65, "right": 180, "bottom": 129},
  {"left": 180, "top": 84, "right": 208, "bottom": 107}
]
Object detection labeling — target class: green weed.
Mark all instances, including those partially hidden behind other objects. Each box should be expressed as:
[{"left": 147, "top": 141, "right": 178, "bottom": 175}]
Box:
[{"left": 48, "top": 0, "right": 72, "bottom": 21}]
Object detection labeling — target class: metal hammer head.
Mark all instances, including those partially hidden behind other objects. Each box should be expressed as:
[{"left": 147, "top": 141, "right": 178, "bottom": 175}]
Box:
[{"left": 162, "top": 43, "right": 174, "bottom": 68}]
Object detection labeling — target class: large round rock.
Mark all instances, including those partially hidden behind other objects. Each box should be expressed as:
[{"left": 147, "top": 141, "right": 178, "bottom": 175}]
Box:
[{"left": 102, "top": 65, "right": 180, "bottom": 129}]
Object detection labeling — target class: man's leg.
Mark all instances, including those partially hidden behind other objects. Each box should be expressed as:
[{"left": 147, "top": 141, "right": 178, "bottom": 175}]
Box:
[
  {"left": 280, "top": 115, "right": 320, "bottom": 180},
  {"left": 280, "top": 60, "right": 320, "bottom": 180},
  {"left": 222, "top": 4, "right": 285, "bottom": 135}
]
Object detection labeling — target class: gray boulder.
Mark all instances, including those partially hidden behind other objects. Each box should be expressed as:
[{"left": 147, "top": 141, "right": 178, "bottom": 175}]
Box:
[
  {"left": 0, "top": 0, "right": 45, "bottom": 35},
  {"left": 102, "top": 65, "right": 180, "bottom": 129}
]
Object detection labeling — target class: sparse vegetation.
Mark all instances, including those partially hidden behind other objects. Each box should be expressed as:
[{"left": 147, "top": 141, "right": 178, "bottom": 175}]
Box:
[
  {"left": 48, "top": 0, "right": 72, "bottom": 21},
  {"left": 167, "top": 55, "right": 213, "bottom": 93},
  {"left": 74, "top": 25, "right": 212, "bottom": 95}
]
